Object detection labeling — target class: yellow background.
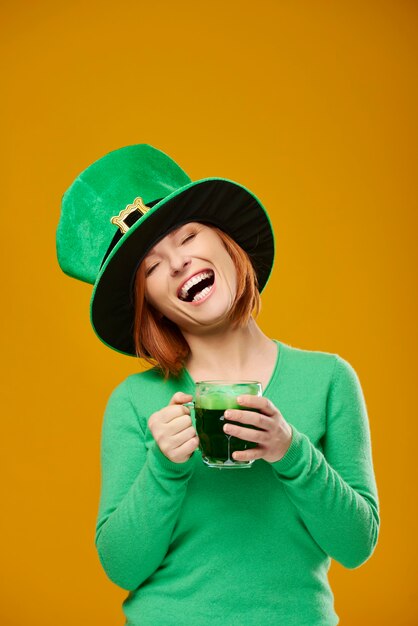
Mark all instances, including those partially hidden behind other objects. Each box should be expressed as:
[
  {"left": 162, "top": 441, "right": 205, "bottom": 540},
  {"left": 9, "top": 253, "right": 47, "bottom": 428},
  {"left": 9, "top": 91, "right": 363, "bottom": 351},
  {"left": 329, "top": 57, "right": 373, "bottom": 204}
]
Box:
[{"left": 1, "top": 0, "right": 417, "bottom": 624}]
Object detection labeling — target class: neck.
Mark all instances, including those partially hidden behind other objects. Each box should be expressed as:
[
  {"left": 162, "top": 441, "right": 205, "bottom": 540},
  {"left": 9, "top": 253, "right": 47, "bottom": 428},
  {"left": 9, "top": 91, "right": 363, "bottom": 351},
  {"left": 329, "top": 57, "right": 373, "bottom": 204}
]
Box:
[{"left": 182, "top": 318, "right": 275, "bottom": 379}]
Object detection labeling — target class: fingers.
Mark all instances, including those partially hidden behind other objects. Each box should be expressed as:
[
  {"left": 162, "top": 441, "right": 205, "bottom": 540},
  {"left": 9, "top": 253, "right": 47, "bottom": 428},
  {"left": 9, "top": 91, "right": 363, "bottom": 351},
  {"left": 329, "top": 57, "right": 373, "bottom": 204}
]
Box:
[
  {"left": 164, "top": 413, "right": 194, "bottom": 437},
  {"left": 170, "top": 424, "right": 199, "bottom": 448},
  {"left": 149, "top": 409, "right": 199, "bottom": 463},
  {"left": 163, "top": 413, "right": 199, "bottom": 462},
  {"left": 149, "top": 393, "right": 192, "bottom": 428},
  {"left": 169, "top": 392, "right": 193, "bottom": 406},
  {"left": 235, "top": 395, "right": 276, "bottom": 417},
  {"left": 147, "top": 391, "right": 198, "bottom": 464},
  {"left": 222, "top": 398, "right": 277, "bottom": 445},
  {"left": 223, "top": 422, "right": 266, "bottom": 444},
  {"left": 169, "top": 435, "right": 200, "bottom": 464},
  {"left": 223, "top": 408, "right": 270, "bottom": 430},
  {"left": 232, "top": 448, "right": 262, "bottom": 462}
]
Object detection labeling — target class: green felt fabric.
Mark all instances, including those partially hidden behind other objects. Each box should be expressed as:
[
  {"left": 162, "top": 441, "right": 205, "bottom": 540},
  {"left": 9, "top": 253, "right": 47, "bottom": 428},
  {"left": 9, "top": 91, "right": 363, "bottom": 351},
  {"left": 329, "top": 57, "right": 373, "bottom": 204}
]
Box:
[{"left": 56, "top": 144, "right": 191, "bottom": 285}]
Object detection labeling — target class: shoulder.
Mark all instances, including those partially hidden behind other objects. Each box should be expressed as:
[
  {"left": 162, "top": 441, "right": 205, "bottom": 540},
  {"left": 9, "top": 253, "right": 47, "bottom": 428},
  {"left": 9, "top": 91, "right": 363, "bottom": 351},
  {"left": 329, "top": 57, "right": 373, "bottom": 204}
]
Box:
[
  {"left": 280, "top": 340, "right": 337, "bottom": 375},
  {"left": 105, "top": 366, "right": 189, "bottom": 423},
  {"left": 107, "top": 366, "right": 165, "bottom": 399},
  {"left": 101, "top": 368, "right": 169, "bottom": 435},
  {"left": 279, "top": 340, "right": 359, "bottom": 388}
]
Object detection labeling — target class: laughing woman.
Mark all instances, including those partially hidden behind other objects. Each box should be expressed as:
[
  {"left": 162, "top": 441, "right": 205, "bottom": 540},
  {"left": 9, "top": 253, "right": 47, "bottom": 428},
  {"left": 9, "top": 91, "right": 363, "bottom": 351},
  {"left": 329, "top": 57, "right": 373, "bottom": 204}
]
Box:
[{"left": 56, "top": 144, "right": 380, "bottom": 626}]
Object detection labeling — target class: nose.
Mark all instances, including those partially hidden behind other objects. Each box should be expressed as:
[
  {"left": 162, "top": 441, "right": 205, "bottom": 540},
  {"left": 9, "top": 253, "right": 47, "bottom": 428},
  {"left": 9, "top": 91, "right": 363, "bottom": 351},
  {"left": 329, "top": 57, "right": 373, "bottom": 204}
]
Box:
[{"left": 169, "top": 254, "right": 192, "bottom": 277}]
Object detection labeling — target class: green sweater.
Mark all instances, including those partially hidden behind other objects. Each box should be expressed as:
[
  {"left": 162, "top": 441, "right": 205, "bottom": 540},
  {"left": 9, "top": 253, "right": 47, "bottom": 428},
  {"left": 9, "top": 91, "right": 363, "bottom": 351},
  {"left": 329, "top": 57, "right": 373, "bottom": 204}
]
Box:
[{"left": 95, "top": 340, "right": 380, "bottom": 626}]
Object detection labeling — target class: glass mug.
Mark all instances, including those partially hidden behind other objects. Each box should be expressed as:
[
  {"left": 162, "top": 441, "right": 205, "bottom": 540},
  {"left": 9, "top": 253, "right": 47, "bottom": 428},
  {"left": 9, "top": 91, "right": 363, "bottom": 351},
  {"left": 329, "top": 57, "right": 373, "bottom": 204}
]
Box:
[{"left": 184, "top": 381, "right": 263, "bottom": 469}]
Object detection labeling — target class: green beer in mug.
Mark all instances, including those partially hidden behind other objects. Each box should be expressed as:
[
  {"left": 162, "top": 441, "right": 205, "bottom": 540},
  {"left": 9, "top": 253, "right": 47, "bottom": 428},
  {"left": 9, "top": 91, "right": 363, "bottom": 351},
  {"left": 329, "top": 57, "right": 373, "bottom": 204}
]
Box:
[{"left": 187, "top": 381, "right": 263, "bottom": 469}]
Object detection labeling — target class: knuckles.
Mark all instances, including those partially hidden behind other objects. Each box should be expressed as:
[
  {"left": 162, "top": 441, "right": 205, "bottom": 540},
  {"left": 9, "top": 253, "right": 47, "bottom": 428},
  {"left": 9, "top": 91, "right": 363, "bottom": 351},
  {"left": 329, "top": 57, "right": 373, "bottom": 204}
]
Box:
[
  {"left": 147, "top": 401, "right": 197, "bottom": 464},
  {"left": 227, "top": 410, "right": 266, "bottom": 429},
  {"left": 264, "top": 397, "right": 274, "bottom": 411}
]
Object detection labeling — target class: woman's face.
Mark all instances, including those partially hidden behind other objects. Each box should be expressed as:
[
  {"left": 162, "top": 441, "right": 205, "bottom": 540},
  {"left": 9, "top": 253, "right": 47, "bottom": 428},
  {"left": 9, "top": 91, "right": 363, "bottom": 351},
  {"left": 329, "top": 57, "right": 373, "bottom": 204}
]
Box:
[{"left": 143, "top": 222, "right": 237, "bottom": 334}]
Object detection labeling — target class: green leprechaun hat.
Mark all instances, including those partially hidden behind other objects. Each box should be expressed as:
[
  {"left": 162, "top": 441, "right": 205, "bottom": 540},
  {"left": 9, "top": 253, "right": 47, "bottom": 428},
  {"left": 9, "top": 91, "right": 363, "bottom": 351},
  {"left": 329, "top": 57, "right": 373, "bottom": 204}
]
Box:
[{"left": 56, "top": 144, "right": 275, "bottom": 356}]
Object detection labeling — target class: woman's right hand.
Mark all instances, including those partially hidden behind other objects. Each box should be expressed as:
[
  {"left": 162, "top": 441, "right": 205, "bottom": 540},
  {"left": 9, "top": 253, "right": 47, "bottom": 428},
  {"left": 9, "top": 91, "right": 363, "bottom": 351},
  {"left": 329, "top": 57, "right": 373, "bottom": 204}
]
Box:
[{"left": 148, "top": 392, "right": 200, "bottom": 464}]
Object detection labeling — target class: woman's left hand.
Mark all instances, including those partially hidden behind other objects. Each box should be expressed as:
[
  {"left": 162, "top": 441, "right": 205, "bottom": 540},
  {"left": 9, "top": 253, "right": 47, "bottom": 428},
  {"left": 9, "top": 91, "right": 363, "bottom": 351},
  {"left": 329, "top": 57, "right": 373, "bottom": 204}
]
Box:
[{"left": 223, "top": 395, "right": 293, "bottom": 463}]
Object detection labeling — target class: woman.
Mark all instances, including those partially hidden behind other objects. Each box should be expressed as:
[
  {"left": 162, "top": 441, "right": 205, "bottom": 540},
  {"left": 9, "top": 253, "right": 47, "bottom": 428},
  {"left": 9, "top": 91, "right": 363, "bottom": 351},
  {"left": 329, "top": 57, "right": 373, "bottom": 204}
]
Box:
[
  {"left": 134, "top": 220, "right": 292, "bottom": 466},
  {"left": 57, "top": 144, "right": 380, "bottom": 625}
]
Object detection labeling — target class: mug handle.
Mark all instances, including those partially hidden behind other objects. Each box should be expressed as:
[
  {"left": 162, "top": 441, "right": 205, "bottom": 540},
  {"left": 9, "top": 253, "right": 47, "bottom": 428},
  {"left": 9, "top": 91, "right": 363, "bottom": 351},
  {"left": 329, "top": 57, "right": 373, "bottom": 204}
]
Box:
[{"left": 183, "top": 401, "right": 197, "bottom": 430}]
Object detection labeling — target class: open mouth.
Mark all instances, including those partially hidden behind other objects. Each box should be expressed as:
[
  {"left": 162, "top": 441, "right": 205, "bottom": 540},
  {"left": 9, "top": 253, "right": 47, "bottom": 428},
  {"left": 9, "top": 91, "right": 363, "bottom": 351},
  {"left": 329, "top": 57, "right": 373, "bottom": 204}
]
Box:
[{"left": 178, "top": 269, "right": 215, "bottom": 303}]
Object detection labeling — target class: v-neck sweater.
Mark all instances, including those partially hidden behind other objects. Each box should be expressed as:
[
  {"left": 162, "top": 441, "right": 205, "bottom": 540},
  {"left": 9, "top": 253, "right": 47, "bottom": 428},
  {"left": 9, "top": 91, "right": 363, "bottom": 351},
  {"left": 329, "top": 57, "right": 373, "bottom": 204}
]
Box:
[{"left": 95, "top": 340, "right": 380, "bottom": 625}]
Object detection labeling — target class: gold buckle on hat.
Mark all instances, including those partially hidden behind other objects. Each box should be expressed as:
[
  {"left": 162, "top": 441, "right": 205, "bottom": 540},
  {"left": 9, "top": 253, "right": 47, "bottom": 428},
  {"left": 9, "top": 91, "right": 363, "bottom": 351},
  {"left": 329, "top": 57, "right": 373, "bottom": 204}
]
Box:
[{"left": 110, "top": 197, "right": 150, "bottom": 234}]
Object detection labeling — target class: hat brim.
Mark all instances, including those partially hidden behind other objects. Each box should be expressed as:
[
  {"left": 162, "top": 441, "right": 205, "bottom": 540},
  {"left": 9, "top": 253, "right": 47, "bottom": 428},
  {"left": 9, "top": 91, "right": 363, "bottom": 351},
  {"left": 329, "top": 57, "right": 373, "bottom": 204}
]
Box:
[{"left": 90, "top": 177, "right": 275, "bottom": 357}]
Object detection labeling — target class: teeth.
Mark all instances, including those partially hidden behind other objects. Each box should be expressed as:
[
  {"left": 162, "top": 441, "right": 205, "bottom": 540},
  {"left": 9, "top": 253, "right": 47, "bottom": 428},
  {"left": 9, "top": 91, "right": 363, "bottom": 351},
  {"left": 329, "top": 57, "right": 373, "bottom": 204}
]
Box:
[
  {"left": 179, "top": 271, "right": 213, "bottom": 300},
  {"left": 193, "top": 286, "right": 212, "bottom": 301}
]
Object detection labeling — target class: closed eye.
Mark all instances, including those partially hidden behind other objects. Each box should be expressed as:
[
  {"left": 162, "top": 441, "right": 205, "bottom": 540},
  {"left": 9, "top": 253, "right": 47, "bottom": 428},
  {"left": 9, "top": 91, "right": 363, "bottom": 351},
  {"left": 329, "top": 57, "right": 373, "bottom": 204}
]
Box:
[
  {"left": 145, "top": 263, "right": 159, "bottom": 277},
  {"left": 181, "top": 232, "right": 196, "bottom": 244},
  {"left": 145, "top": 230, "right": 197, "bottom": 276}
]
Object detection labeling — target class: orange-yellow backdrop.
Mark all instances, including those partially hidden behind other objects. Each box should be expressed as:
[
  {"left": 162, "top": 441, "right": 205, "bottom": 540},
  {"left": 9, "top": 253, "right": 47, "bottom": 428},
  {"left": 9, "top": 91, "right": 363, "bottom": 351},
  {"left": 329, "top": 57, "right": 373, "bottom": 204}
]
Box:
[{"left": 1, "top": 0, "right": 417, "bottom": 624}]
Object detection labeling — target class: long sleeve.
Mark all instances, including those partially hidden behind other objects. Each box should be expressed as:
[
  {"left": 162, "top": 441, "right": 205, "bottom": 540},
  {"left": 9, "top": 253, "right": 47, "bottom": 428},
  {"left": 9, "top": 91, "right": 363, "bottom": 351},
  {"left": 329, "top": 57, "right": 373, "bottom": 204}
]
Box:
[
  {"left": 95, "top": 378, "right": 197, "bottom": 591},
  {"left": 271, "top": 355, "right": 380, "bottom": 569}
]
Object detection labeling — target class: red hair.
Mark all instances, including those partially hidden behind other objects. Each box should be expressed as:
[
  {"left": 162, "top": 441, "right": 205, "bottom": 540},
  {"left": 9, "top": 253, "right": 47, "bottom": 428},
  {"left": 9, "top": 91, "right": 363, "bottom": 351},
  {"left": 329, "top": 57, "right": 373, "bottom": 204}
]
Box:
[{"left": 133, "top": 226, "right": 261, "bottom": 379}]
